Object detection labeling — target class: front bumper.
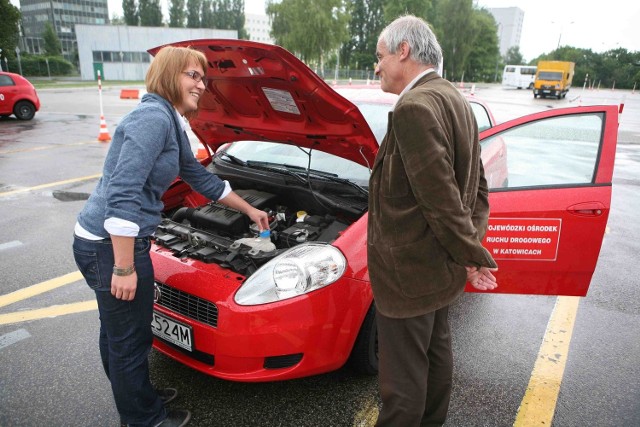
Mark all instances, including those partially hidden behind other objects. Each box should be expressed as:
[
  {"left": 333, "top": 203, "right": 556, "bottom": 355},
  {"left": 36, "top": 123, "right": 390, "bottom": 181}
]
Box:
[{"left": 150, "top": 246, "right": 372, "bottom": 382}]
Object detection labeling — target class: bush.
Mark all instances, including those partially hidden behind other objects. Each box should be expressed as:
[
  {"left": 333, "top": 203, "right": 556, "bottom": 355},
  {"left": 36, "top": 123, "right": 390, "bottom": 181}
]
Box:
[{"left": 3, "top": 55, "right": 75, "bottom": 77}]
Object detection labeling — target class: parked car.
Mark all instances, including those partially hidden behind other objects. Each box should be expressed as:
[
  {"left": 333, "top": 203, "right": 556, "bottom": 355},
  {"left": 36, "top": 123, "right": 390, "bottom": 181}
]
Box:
[
  {"left": 149, "top": 40, "right": 618, "bottom": 382},
  {"left": 0, "top": 72, "right": 41, "bottom": 120}
]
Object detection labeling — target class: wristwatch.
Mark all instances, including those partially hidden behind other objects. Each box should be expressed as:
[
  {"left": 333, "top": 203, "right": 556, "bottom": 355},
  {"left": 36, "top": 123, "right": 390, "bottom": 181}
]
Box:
[{"left": 113, "top": 264, "right": 135, "bottom": 276}]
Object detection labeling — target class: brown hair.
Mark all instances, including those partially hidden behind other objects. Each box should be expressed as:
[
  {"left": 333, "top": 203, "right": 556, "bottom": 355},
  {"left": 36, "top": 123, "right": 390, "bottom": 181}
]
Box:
[{"left": 145, "top": 46, "right": 208, "bottom": 118}]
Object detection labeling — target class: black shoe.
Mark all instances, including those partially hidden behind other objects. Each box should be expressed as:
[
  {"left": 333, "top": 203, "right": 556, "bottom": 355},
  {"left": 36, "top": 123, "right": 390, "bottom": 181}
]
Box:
[
  {"left": 154, "top": 409, "right": 191, "bottom": 427},
  {"left": 157, "top": 387, "right": 178, "bottom": 405}
]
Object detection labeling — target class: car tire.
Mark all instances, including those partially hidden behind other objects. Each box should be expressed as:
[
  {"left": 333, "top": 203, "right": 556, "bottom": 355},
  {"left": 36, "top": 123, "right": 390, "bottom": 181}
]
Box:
[
  {"left": 533, "top": 94, "right": 538, "bottom": 99},
  {"left": 13, "top": 101, "right": 36, "bottom": 120},
  {"left": 347, "top": 303, "right": 378, "bottom": 375}
]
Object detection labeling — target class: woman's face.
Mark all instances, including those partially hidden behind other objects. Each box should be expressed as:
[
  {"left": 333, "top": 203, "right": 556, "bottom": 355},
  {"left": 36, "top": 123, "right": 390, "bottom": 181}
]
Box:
[{"left": 175, "top": 60, "right": 206, "bottom": 115}]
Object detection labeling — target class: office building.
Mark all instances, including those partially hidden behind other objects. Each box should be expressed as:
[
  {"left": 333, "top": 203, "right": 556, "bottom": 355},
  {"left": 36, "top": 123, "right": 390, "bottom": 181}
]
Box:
[
  {"left": 245, "top": 13, "right": 273, "bottom": 44},
  {"left": 487, "top": 7, "right": 524, "bottom": 58},
  {"left": 19, "top": 0, "right": 109, "bottom": 62}
]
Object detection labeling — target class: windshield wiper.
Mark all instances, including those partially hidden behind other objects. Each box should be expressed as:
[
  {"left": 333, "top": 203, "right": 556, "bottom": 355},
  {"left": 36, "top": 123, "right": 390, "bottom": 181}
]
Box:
[
  {"left": 216, "top": 152, "right": 247, "bottom": 166},
  {"left": 244, "top": 161, "right": 308, "bottom": 184},
  {"left": 281, "top": 164, "right": 368, "bottom": 197}
]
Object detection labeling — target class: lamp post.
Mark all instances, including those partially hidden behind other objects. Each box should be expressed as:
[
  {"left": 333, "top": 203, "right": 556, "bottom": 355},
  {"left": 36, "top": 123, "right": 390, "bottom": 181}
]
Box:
[{"left": 553, "top": 21, "right": 575, "bottom": 50}]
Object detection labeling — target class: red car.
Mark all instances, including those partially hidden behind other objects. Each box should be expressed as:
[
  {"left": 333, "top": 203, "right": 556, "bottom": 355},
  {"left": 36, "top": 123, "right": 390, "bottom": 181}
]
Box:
[
  {"left": 0, "top": 71, "right": 41, "bottom": 120},
  {"left": 149, "top": 40, "right": 618, "bottom": 382}
]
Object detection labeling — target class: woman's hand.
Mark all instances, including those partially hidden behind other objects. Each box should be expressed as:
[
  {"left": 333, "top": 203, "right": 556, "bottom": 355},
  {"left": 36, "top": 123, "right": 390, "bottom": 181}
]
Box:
[
  {"left": 247, "top": 207, "right": 270, "bottom": 231},
  {"left": 111, "top": 272, "right": 138, "bottom": 301}
]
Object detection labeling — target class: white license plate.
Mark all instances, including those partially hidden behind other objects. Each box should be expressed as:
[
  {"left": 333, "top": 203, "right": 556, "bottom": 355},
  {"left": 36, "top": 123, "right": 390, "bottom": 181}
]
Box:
[{"left": 152, "top": 311, "right": 193, "bottom": 352}]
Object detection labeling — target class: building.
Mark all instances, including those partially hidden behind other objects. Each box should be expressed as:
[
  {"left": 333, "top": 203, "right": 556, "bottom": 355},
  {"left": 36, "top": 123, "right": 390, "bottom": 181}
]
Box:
[
  {"left": 19, "top": 0, "right": 109, "bottom": 62},
  {"left": 487, "top": 7, "right": 524, "bottom": 58},
  {"left": 244, "top": 13, "right": 273, "bottom": 44},
  {"left": 75, "top": 24, "right": 237, "bottom": 80}
]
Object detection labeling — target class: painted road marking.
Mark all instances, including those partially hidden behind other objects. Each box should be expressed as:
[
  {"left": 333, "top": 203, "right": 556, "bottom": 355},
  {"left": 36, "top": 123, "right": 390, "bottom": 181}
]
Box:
[
  {"left": 513, "top": 296, "right": 580, "bottom": 426},
  {"left": 0, "top": 240, "right": 23, "bottom": 251},
  {"left": 0, "top": 329, "right": 32, "bottom": 350},
  {"left": 0, "top": 271, "right": 84, "bottom": 308},
  {"left": 0, "top": 173, "right": 102, "bottom": 198},
  {"left": 0, "top": 141, "right": 96, "bottom": 155},
  {"left": 0, "top": 300, "right": 97, "bottom": 326}
]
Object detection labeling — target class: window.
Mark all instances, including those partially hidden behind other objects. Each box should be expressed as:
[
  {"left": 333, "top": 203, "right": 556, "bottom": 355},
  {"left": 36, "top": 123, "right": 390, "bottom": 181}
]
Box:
[
  {"left": 0, "top": 75, "right": 16, "bottom": 87},
  {"left": 470, "top": 102, "right": 492, "bottom": 132},
  {"left": 482, "top": 113, "right": 603, "bottom": 189}
]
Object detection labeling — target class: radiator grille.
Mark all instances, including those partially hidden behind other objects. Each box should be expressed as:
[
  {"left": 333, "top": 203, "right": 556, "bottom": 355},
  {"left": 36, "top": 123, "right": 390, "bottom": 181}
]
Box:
[{"left": 154, "top": 281, "right": 218, "bottom": 328}]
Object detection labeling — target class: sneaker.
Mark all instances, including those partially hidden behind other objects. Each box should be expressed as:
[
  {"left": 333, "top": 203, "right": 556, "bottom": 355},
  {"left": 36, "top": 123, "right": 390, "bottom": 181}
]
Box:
[
  {"left": 157, "top": 388, "right": 178, "bottom": 405},
  {"left": 154, "top": 409, "right": 191, "bottom": 427}
]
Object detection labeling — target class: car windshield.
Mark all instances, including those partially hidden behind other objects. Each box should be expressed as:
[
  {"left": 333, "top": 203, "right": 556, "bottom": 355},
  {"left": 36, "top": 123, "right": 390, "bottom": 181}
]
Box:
[{"left": 538, "top": 71, "right": 563, "bottom": 81}]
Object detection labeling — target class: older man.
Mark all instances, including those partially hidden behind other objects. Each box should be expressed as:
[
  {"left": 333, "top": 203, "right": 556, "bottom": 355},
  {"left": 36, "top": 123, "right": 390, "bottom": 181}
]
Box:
[{"left": 367, "top": 15, "right": 499, "bottom": 426}]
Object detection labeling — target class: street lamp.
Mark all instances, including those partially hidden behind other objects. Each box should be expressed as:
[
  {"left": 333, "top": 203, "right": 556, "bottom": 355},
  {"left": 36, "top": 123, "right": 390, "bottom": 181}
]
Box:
[{"left": 553, "top": 21, "right": 575, "bottom": 50}]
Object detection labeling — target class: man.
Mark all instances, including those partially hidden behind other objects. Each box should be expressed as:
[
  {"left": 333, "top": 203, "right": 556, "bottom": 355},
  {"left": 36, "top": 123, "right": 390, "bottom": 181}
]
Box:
[{"left": 367, "top": 15, "right": 499, "bottom": 426}]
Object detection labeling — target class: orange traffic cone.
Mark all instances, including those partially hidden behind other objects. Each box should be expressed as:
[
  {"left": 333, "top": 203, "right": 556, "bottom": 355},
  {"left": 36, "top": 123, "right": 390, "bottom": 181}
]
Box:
[{"left": 98, "top": 115, "right": 111, "bottom": 142}]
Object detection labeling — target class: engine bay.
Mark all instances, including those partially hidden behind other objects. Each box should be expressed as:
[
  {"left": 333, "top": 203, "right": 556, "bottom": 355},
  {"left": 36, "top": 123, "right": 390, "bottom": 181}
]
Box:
[{"left": 154, "top": 187, "right": 366, "bottom": 276}]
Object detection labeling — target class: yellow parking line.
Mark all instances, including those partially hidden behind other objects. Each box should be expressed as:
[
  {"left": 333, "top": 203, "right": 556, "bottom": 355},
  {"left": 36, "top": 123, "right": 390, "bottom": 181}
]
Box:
[
  {"left": 0, "top": 271, "right": 84, "bottom": 308},
  {"left": 513, "top": 296, "right": 580, "bottom": 426},
  {"left": 0, "top": 141, "right": 96, "bottom": 155},
  {"left": 0, "top": 173, "right": 101, "bottom": 197},
  {"left": 0, "top": 300, "right": 97, "bottom": 326}
]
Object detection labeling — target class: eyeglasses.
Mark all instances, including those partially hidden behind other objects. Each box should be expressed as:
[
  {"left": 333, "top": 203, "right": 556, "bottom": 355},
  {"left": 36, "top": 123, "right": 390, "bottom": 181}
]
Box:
[{"left": 183, "top": 70, "right": 208, "bottom": 86}]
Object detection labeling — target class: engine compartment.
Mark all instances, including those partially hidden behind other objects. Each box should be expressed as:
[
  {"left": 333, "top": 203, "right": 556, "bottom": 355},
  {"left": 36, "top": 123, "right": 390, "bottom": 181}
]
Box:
[{"left": 154, "top": 186, "right": 366, "bottom": 276}]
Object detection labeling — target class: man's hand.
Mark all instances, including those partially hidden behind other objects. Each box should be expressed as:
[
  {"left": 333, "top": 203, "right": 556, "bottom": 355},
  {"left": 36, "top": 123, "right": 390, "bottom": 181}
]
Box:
[
  {"left": 465, "top": 266, "right": 498, "bottom": 291},
  {"left": 111, "top": 273, "right": 138, "bottom": 301},
  {"left": 247, "top": 207, "right": 270, "bottom": 231}
]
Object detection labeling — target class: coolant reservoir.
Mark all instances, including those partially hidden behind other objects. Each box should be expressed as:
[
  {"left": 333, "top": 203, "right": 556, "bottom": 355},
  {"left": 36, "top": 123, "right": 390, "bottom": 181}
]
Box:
[{"left": 230, "top": 230, "right": 276, "bottom": 254}]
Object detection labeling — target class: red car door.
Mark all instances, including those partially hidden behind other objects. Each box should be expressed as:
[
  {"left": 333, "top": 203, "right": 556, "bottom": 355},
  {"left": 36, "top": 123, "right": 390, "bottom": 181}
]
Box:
[
  {"left": 0, "top": 74, "right": 18, "bottom": 115},
  {"left": 473, "top": 105, "right": 618, "bottom": 296}
]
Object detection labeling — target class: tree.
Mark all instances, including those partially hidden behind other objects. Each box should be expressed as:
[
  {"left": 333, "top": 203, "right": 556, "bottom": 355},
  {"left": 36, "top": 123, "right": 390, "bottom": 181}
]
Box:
[
  {"left": 267, "top": 0, "right": 350, "bottom": 68},
  {"left": 187, "top": 0, "right": 202, "bottom": 28},
  {"left": 42, "top": 22, "right": 62, "bottom": 56},
  {"left": 435, "top": 0, "right": 476, "bottom": 81},
  {"left": 504, "top": 46, "right": 524, "bottom": 65},
  {"left": 0, "top": 0, "right": 21, "bottom": 61},
  {"left": 169, "top": 0, "right": 186, "bottom": 27},
  {"left": 211, "top": 0, "right": 247, "bottom": 38},
  {"left": 201, "top": 0, "right": 214, "bottom": 28},
  {"left": 123, "top": 0, "right": 139, "bottom": 26},
  {"left": 464, "top": 9, "right": 500, "bottom": 82},
  {"left": 383, "top": 0, "right": 431, "bottom": 23},
  {"left": 139, "top": 0, "right": 163, "bottom": 26},
  {"left": 341, "top": 0, "right": 385, "bottom": 70}
]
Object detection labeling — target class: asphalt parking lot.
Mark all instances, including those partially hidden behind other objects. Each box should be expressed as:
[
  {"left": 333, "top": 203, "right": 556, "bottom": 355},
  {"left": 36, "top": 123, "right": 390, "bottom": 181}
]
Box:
[{"left": 0, "top": 82, "right": 638, "bottom": 426}]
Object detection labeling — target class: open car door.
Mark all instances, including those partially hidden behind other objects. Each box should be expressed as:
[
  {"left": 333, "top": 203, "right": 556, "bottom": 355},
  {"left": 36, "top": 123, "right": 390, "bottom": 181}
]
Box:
[{"left": 472, "top": 105, "right": 619, "bottom": 296}]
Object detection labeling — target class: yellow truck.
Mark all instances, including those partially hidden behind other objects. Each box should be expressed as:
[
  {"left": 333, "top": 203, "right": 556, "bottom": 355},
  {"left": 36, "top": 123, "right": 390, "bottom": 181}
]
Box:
[{"left": 533, "top": 60, "right": 575, "bottom": 99}]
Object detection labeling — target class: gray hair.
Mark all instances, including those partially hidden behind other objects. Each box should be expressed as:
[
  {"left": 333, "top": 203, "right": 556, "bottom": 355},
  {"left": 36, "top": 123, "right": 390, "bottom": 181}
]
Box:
[{"left": 379, "top": 15, "right": 442, "bottom": 67}]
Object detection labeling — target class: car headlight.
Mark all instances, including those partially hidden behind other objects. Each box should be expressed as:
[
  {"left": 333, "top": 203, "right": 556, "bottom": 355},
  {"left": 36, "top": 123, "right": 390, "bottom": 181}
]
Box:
[{"left": 234, "top": 243, "right": 347, "bottom": 305}]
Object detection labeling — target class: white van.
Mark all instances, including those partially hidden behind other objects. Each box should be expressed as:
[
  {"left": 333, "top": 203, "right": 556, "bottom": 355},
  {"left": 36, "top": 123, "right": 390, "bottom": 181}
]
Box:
[{"left": 502, "top": 65, "right": 537, "bottom": 89}]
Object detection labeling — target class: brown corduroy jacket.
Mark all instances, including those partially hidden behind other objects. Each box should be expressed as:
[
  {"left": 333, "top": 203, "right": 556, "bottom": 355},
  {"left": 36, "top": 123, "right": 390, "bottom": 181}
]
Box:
[{"left": 367, "top": 72, "right": 497, "bottom": 318}]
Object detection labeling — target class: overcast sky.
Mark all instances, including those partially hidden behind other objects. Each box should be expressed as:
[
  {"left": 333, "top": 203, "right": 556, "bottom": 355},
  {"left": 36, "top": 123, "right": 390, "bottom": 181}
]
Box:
[{"left": 11, "top": 0, "right": 640, "bottom": 62}]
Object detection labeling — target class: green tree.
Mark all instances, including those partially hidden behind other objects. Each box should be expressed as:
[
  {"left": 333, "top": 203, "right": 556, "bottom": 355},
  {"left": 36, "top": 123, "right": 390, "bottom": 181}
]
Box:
[
  {"left": 383, "top": 0, "right": 431, "bottom": 23},
  {"left": 169, "top": 0, "right": 186, "bottom": 27},
  {"left": 42, "top": 21, "right": 62, "bottom": 56},
  {"left": 187, "top": 0, "right": 202, "bottom": 27},
  {"left": 139, "top": 0, "right": 163, "bottom": 26},
  {"left": 0, "top": 0, "right": 21, "bottom": 62},
  {"left": 504, "top": 46, "right": 524, "bottom": 65},
  {"left": 123, "top": 0, "right": 139, "bottom": 26},
  {"left": 435, "top": 0, "right": 475, "bottom": 81},
  {"left": 341, "top": 0, "right": 385, "bottom": 71},
  {"left": 211, "top": 0, "right": 247, "bottom": 38},
  {"left": 201, "top": 0, "right": 214, "bottom": 28},
  {"left": 267, "top": 0, "right": 350, "bottom": 68},
  {"left": 464, "top": 9, "right": 500, "bottom": 82}
]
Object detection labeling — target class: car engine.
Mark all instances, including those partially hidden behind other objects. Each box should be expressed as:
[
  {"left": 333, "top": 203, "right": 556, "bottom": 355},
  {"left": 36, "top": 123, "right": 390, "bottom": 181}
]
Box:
[{"left": 154, "top": 188, "right": 364, "bottom": 276}]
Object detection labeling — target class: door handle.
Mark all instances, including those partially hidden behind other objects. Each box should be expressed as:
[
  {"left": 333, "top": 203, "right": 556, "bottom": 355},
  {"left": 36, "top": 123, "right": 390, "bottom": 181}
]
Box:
[{"left": 567, "top": 201, "right": 606, "bottom": 217}]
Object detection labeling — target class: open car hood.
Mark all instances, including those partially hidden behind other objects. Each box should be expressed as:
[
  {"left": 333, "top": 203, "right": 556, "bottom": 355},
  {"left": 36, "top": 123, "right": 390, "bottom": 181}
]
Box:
[{"left": 149, "top": 39, "right": 378, "bottom": 168}]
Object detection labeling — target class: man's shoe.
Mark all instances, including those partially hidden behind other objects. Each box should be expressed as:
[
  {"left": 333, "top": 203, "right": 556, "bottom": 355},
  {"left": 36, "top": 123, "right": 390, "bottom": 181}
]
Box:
[
  {"left": 157, "top": 387, "right": 178, "bottom": 405},
  {"left": 154, "top": 409, "right": 191, "bottom": 427}
]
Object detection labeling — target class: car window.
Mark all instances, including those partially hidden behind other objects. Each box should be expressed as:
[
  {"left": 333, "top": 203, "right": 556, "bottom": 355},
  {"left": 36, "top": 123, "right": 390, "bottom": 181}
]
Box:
[
  {"left": 482, "top": 113, "right": 603, "bottom": 189},
  {"left": 224, "top": 140, "right": 371, "bottom": 186},
  {"left": 469, "top": 101, "right": 492, "bottom": 132},
  {"left": 355, "top": 102, "right": 393, "bottom": 145},
  {"left": 0, "top": 75, "right": 16, "bottom": 87}
]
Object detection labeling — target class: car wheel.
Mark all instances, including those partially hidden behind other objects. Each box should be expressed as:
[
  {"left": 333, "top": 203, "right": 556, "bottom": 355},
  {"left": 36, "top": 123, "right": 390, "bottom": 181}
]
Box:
[
  {"left": 533, "top": 94, "right": 538, "bottom": 99},
  {"left": 14, "top": 101, "right": 36, "bottom": 120},
  {"left": 347, "top": 303, "right": 378, "bottom": 375}
]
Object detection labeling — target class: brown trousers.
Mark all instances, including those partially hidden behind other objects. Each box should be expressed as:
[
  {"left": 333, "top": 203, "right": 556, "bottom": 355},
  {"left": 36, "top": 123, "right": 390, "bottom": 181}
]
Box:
[{"left": 375, "top": 306, "right": 453, "bottom": 427}]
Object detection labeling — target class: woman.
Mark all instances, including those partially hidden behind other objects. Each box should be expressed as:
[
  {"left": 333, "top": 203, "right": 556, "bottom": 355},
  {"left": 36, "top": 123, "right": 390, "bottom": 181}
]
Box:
[{"left": 72, "top": 46, "right": 269, "bottom": 427}]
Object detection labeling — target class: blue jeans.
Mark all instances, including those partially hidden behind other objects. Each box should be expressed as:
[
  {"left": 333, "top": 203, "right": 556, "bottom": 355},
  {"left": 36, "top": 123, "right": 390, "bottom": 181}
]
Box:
[{"left": 73, "top": 235, "right": 166, "bottom": 427}]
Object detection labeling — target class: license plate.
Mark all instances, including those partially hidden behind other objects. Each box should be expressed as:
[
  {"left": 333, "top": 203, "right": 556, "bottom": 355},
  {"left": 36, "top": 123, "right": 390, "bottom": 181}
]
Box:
[{"left": 152, "top": 311, "right": 193, "bottom": 352}]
